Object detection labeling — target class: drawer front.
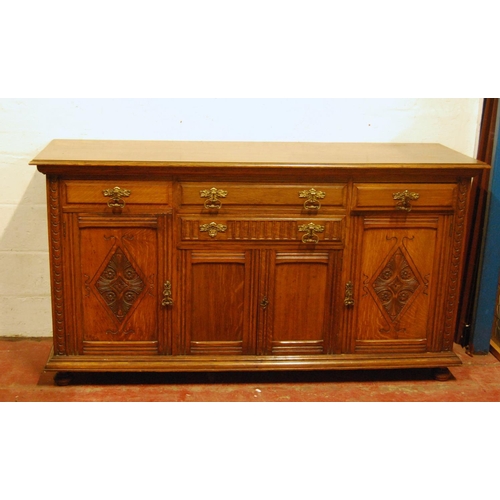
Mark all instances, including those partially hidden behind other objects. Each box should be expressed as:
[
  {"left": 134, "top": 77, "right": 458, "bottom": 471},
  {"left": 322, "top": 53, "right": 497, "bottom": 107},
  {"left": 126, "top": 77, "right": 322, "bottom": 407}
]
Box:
[
  {"left": 352, "top": 183, "right": 457, "bottom": 211},
  {"left": 179, "top": 217, "right": 345, "bottom": 243},
  {"left": 63, "top": 180, "right": 171, "bottom": 208},
  {"left": 179, "top": 183, "right": 346, "bottom": 210}
]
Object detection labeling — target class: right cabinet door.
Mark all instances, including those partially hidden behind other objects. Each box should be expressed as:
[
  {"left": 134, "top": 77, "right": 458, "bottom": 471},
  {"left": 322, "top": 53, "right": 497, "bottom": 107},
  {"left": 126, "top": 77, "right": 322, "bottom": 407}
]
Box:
[
  {"left": 261, "top": 249, "right": 342, "bottom": 356},
  {"left": 349, "top": 214, "right": 453, "bottom": 354}
]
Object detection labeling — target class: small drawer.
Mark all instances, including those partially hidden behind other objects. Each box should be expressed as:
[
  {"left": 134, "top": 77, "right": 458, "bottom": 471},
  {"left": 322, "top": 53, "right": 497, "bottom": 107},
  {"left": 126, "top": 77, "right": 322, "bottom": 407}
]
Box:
[
  {"left": 178, "top": 182, "right": 346, "bottom": 210},
  {"left": 352, "top": 183, "right": 457, "bottom": 211},
  {"left": 63, "top": 180, "right": 171, "bottom": 208},
  {"left": 179, "top": 217, "right": 345, "bottom": 243}
]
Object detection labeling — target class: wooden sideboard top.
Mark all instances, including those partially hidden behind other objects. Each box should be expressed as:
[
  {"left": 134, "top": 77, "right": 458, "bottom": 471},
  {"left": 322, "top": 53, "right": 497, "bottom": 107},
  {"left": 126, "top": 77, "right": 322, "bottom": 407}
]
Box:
[{"left": 30, "top": 140, "right": 486, "bottom": 169}]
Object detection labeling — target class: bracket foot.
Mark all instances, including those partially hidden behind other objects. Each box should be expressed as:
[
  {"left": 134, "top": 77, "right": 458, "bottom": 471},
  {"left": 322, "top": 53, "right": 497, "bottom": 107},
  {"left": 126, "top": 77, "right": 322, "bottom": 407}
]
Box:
[
  {"left": 54, "top": 371, "right": 73, "bottom": 386},
  {"left": 433, "top": 367, "right": 452, "bottom": 381}
]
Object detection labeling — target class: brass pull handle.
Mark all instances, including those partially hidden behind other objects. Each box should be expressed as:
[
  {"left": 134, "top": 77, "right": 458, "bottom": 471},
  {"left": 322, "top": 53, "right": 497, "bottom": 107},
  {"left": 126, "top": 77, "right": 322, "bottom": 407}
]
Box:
[
  {"left": 393, "top": 190, "right": 419, "bottom": 212},
  {"left": 299, "top": 188, "right": 326, "bottom": 210},
  {"left": 260, "top": 296, "right": 269, "bottom": 309},
  {"left": 199, "top": 222, "right": 228, "bottom": 238},
  {"left": 298, "top": 223, "right": 325, "bottom": 243},
  {"left": 103, "top": 186, "right": 131, "bottom": 209},
  {"left": 161, "top": 281, "right": 173, "bottom": 306},
  {"left": 200, "top": 187, "right": 228, "bottom": 209},
  {"left": 344, "top": 281, "right": 354, "bottom": 307}
]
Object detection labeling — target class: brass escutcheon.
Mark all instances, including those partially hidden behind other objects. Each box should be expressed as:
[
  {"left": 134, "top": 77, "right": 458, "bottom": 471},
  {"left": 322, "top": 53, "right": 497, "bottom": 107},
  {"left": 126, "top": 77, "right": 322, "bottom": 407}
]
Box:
[
  {"left": 344, "top": 281, "right": 354, "bottom": 307},
  {"left": 299, "top": 188, "right": 326, "bottom": 210},
  {"left": 161, "top": 281, "right": 174, "bottom": 307},
  {"left": 298, "top": 222, "right": 325, "bottom": 243},
  {"left": 199, "top": 222, "right": 228, "bottom": 238},
  {"left": 393, "top": 190, "right": 420, "bottom": 212},
  {"left": 103, "top": 186, "right": 131, "bottom": 209},
  {"left": 200, "top": 187, "right": 228, "bottom": 209}
]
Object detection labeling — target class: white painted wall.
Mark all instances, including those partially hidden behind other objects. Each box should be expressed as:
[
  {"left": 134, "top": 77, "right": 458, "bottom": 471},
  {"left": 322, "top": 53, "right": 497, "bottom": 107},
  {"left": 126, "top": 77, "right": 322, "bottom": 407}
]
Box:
[{"left": 0, "top": 98, "right": 483, "bottom": 337}]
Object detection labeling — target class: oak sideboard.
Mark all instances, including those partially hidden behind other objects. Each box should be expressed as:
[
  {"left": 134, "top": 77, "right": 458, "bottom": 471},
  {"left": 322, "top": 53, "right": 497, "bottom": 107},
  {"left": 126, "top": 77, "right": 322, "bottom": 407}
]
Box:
[{"left": 30, "top": 140, "right": 490, "bottom": 383}]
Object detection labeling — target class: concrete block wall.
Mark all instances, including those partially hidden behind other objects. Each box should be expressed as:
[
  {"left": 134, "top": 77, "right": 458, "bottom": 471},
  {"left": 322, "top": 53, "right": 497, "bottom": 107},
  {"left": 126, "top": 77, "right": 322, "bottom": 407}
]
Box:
[{"left": 0, "top": 98, "right": 483, "bottom": 337}]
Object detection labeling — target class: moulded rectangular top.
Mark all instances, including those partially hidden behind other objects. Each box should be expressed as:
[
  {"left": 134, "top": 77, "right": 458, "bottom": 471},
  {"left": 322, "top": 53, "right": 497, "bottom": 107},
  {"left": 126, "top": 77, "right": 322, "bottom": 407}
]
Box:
[{"left": 30, "top": 140, "right": 486, "bottom": 168}]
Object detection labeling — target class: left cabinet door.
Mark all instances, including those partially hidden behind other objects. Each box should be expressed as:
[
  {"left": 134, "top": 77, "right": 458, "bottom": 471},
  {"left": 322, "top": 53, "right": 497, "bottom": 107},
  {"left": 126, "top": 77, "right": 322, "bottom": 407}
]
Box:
[
  {"left": 179, "top": 249, "right": 257, "bottom": 355},
  {"left": 69, "top": 214, "right": 170, "bottom": 356}
]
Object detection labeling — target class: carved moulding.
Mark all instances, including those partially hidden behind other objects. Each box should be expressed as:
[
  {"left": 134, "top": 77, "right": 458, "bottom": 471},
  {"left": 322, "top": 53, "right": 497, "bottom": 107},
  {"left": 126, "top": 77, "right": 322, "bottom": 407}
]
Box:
[
  {"left": 443, "top": 179, "right": 468, "bottom": 350},
  {"left": 48, "top": 178, "right": 66, "bottom": 355}
]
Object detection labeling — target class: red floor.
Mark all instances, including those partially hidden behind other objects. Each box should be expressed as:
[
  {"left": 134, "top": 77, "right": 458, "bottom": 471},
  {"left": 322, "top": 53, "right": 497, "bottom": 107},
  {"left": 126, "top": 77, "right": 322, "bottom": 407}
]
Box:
[{"left": 1, "top": 337, "right": 500, "bottom": 401}]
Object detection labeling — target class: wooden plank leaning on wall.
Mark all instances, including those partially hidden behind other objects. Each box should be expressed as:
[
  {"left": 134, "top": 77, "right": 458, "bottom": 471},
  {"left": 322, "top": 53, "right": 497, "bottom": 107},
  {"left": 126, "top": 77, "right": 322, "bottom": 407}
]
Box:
[{"left": 458, "top": 98, "right": 498, "bottom": 351}]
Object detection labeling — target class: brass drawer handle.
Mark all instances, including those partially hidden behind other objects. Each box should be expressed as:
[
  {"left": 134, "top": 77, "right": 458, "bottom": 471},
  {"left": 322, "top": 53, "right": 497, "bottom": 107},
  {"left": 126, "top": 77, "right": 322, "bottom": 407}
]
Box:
[
  {"left": 393, "top": 190, "right": 419, "bottom": 212},
  {"left": 161, "top": 281, "right": 173, "bottom": 307},
  {"left": 298, "top": 223, "right": 325, "bottom": 243},
  {"left": 299, "top": 188, "right": 326, "bottom": 210},
  {"left": 199, "top": 222, "right": 228, "bottom": 238},
  {"left": 103, "top": 186, "right": 131, "bottom": 208},
  {"left": 200, "top": 187, "right": 228, "bottom": 209},
  {"left": 344, "top": 281, "right": 354, "bottom": 307}
]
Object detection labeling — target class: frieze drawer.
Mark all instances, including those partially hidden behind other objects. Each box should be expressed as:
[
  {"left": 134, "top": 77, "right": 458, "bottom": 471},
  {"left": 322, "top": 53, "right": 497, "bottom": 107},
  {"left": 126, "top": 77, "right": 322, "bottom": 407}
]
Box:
[
  {"left": 63, "top": 180, "right": 172, "bottom": 210},
  {"left": 352, "top": 183, "right": 457, "bottom": 212},
  {"left": 179, "top": 217, "right": 345, "bottom": 243},
  {"left": 179, "top": 182, "right": 347, "bottom": 211}
]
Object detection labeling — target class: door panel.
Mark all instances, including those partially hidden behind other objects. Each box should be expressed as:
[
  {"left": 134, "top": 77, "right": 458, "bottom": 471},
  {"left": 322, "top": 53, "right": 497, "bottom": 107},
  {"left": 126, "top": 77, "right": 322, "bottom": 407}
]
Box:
[
  {"left": 351, "top": 215, "right": 450, "bottom": 353},
  {"left": 181, "top": 251, "right": 255, "bottom": 355},
  {"left": 264, "top": 250, "right": 340, "bottom": 355},
  {"left": 76, "top": 216, "right": 165, "bottom": 355}
]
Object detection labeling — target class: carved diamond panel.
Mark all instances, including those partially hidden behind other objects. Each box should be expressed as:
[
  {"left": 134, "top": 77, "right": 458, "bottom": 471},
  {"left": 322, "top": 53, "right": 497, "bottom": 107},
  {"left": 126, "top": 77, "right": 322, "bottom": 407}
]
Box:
[
  {"left": 371, "top": 247, "right": 420, "bottom": 321},
  {"left": 95, "top": 247, "right": 145, "bottom": 321}
]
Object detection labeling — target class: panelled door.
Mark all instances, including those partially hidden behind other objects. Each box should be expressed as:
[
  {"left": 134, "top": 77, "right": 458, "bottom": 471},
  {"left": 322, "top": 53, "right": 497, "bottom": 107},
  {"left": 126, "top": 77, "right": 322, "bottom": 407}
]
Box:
[
  {"left": 179, "top": 249, "right": 257, "bottom": 355},
  {"left": 349, "top": 214, "right": 453, "bottom": 354},
  {"left": 179, "top": 247, "right": 342, "bottom": 356},
  {"left": 72, "top": 214, "right": 169, "bottom": 355},
  {"left": 260, "top": 249, "right": 341, "bottom": 355}
]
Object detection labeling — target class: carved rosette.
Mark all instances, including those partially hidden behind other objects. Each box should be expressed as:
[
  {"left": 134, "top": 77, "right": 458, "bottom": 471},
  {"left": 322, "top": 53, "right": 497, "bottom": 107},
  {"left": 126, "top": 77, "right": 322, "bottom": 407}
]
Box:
[
  {"left": 95, "top": 247, "right": 145, "bottom": 322},
  {"left": 372, "top": 248, "right": 420, "bottom": 321},
  {"left": 366, "top": 238, "right": 424, "bottom": 335}
]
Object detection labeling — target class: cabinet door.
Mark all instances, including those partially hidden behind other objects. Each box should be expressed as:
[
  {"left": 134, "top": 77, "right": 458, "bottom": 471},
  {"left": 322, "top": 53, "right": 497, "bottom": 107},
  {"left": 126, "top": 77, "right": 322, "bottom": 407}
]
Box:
[
  {"left": 349, "top": 215, "right": 451, "bottom": 354},
  {"left": 180, "top": 250, "right": 256, "bottom": 355},
  {"left": 261, "top": 250, "right": 341, "bottom": 355},
  {"left": 73, "top": 215, "right": 168, "bottom": 355}
]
